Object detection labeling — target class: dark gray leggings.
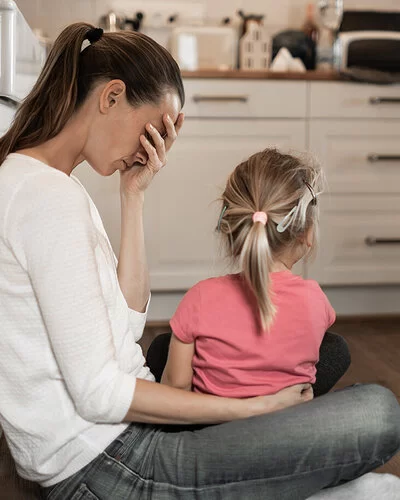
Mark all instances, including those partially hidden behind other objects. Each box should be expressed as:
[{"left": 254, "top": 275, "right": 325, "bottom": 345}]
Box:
[{"left": 146, "top": 331, "right": 352, "bottom": 397}]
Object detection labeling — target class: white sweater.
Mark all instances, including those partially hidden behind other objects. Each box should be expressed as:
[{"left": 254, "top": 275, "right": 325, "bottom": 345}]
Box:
[{"left": 0, "top": 153, "right": 154, "bottom": 487}]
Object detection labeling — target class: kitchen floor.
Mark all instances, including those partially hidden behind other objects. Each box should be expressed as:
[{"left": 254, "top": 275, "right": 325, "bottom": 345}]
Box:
[{"left": 140, "top": 316, "right": 400, "bottom": 478}]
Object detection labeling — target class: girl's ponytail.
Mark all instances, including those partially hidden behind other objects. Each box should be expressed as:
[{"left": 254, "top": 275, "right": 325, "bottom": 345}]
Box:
[
  {"left": 240, "top": 216, "right": 276, "bottom": 330},
  {"left": 0, "top": 23, "right": 94, "bottom": 164}
]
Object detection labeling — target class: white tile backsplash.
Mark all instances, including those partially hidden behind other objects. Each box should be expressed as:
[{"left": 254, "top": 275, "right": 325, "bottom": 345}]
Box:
[{"left": 16, "top": 0, "right": 400, "bottom": 41}]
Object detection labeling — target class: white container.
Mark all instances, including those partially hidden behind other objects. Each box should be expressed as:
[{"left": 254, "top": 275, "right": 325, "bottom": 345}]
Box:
[{"left": 170, "top": 26, "right": 237, "bottom": 70}]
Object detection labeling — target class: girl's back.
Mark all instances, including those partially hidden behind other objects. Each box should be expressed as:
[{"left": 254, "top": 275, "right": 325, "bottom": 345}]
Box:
[{"left": 171, "top": 271, "right": 335, "bottom": 398}]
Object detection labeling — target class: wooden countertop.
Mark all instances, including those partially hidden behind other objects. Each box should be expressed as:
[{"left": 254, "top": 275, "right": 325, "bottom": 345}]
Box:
[{"left": 181, "top": 69, "right": 341, "bottom": 81}]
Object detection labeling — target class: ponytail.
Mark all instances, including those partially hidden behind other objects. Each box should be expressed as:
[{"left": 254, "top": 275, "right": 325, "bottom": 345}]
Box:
[
  {"left": 0, "top": 22, "right": 184, "bottom": 165},
  {"left": 0, "top": 23, "right": 93, "bottom": 164},
  {"left": 240, "top": 219, "right": 276, "bottom": 331}
]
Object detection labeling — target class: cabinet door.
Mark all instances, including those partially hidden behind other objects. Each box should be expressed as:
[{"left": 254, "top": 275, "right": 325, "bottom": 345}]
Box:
[
  {"left": 145, "top": 119, "right": 306, "bottom": 290},
  {"left": 307, "top": 195, "right": 400, "bottom": 285},
  {"left": 309, "top": 120, "right": 400, "bottom": 195}
]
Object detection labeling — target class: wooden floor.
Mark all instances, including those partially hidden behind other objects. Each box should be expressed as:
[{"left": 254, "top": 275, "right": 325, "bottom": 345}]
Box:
[{"left": 141, "top": 316, "right": 400, "bottom": 477}]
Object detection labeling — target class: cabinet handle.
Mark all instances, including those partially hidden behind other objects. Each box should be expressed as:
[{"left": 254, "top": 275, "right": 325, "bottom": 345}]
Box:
[
  {"left": 365, "top": 236, "right": 400, "bottom": 246},
  {"left": 0, "top": 95, "right": 20, "bottom": 109},
  {"left": 367, "top": 154, "right": 400, "bottom": 163},
  {"left": 192, "top": 95, "right": 249, "bottom": 103},
  {"left": 369, "top": 97, "right": 400, "bottom": 105}
]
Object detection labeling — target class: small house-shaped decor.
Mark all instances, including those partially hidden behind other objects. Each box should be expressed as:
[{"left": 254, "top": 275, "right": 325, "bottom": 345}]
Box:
[{"left": 239, "top": 20, "right": 271, "bottom": 70}]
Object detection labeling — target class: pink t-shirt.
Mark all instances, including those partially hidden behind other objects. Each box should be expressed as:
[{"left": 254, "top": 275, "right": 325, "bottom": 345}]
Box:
[{"left": 170, "top": 272, "right": 336, "bottom": 398}]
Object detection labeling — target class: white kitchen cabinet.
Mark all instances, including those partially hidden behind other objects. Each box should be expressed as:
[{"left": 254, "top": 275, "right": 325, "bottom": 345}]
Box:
[
  {"left": 310, "top": 82, "right": 400, "bottom": 120},
  {"left": 183, "top": 79, "right": 307, "bottom": 119},
  {"left": 309, "top": 120, "right": 400, "bottom": 195},
  {"left": 145, "top": 118, "right": 306, "bottom": 290},
  {"left": 308, "top": 81, "right": 400, "bottom": 287},
  {"left": 307, "top": 195, "right": 400, "bottom": 285}
]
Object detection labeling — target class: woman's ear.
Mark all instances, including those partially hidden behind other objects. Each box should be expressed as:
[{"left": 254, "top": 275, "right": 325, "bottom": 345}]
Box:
[{"left": 99, "top": 80, "right": 126, "bottom": 114}]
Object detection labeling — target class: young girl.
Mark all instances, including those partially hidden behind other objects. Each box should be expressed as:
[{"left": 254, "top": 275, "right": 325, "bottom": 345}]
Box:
[{"left": 162, "top": 148, "right": 336, "bottom": 397}]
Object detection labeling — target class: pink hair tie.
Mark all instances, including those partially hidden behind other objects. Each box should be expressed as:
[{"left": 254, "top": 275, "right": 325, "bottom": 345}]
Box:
[{"left": 252, "top": 211, "right": 268, "bottom": 226}]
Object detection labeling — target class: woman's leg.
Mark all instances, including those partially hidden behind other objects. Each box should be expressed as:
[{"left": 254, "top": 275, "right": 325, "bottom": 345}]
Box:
[
  {"left": 44, "top": 384, "right": 400, "bottom": 500},
  {"left": 313, "top": 332, "right": 351, "bottom": 397},
  {"left": 146, "top": 331, "right": 351, "bottom": 396}
]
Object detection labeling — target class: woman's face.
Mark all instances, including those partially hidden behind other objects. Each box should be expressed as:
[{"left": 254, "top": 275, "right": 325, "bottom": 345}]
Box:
[{"left": 84, "top": 81, "right": 181, "bottom": 176}]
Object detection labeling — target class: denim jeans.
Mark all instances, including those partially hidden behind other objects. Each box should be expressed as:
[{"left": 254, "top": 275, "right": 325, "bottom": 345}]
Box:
[{"left": 43, "top": 384, "right": 400, "bottom": 500}]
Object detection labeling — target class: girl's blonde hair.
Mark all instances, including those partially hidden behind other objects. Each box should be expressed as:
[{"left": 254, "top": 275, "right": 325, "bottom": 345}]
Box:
[{"left": 218, "top": 148, "right": 324, "bottom": 331}]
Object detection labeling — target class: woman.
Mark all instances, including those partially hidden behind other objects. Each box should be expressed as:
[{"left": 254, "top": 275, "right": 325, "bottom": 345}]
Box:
[{"left": 0, "top": 23, "right": 398, "bottom": 500}]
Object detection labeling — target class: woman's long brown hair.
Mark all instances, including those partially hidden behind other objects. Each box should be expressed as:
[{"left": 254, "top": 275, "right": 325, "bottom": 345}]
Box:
[{"left": 0, "top": 22, "right": 185, "bottom": 165}]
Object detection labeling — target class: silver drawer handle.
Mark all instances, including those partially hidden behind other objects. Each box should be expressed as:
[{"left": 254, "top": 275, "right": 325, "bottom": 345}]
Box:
[
  {"left": 368, "top": 154, "right": 400, "bottom": 163},
  {"left": 369, "top": 97, "right": 400, "bottom": 105},
  {"left": 192, "top": 95, "right": 249, "bottom": 103},
  {"left": 365, "top": 236, "right": 400, "bottom": 246}
]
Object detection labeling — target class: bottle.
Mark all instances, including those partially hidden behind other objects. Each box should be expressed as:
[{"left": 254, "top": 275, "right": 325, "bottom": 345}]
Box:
[{"left": 302, "top": 2, "right": 319, "bottom": 44}]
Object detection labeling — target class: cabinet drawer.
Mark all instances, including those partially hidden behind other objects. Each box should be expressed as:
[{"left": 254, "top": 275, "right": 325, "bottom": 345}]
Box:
[
  {"left": 183, "top": 79, "right": 307, "bottom": 118},
  {"left": 310, "top": 82, "right": 400, "bottom": 119},
  {"left": 309, "top": 120, "right": 400, "bottom": 194},
  {"left": 307, "top": 195, "right": 400, "bottom": 285}
]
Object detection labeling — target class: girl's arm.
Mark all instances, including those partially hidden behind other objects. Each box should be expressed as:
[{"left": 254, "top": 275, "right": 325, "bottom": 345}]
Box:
[{"left": 161, "top": 334, "right": 194, "bottom": 390}]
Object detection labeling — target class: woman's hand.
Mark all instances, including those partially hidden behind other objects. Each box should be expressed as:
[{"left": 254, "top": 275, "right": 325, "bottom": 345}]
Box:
[
  {"left": 120, "top": 112, "right": 184, "bottom": 197},
  {"left": 248, "top": 383, "right": 314, "bottom": 418}
]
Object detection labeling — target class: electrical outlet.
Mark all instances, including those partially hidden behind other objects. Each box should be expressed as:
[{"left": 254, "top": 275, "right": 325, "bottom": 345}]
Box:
[{"left": 109, "top": 1, "right": 205, "bottom": 27}]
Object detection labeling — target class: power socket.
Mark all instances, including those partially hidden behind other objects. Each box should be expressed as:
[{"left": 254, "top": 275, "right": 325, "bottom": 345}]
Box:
[{"left": 108, "top": 1, "right": 205, "bottom": 27}]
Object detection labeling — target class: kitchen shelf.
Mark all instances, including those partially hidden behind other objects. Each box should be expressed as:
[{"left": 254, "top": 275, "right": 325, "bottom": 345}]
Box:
[{"left": 180, "top": 69, "right": 341, "bottom": 81}]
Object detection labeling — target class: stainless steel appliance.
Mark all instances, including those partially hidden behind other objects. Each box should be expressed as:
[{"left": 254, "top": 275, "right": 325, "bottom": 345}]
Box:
[
  {"left": 333, "top": 10, "right": 400, "bottom": 72},
  {"left": 0, "top": 0, "right": 45, "bottom": 134}
]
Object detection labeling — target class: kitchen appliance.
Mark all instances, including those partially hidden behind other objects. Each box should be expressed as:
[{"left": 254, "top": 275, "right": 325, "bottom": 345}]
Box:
[
  {"left": 334, "top": 11, "right": 400, "bottom": 72},
  {"left": 0, "top": 0, "right": 45, "bottom": 134},
  {"left": 170, "top": 25, "right": 237, "bottom": 71}
]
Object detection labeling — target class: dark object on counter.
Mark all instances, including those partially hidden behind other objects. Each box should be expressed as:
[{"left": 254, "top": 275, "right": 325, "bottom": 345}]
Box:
[
  {"left": 272, "top": 30, "right": 316, "bottom": 70},
  {"left": 99, "top": 10, "right": 144, "bottom": 32},
  {"left": 339, "top": 10, "right": 400, "bottom": 33},
  {"left": 340, "top": 67, "right": 400, "bottom": 85}
]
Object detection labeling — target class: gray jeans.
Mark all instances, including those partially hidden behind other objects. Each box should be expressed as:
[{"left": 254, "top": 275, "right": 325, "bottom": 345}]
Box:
[{"left": 43, "top": 384, "right": 400, "bottom": 500}]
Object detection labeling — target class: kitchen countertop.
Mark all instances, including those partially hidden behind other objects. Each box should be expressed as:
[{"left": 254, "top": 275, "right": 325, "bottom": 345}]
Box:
[{"left": 181, "top": 69, "right": 341, "bottom": 81}]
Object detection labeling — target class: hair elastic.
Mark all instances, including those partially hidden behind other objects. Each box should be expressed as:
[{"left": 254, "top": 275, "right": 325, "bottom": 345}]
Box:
[
  {"left": 252, "top": 212, "right": 268, "bottom": 226},
  {"left": 80, "top": 27, "right": 104, "bottom": 53}
]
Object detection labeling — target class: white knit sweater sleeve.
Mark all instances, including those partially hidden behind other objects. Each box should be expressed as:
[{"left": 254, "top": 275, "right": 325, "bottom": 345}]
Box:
[{"left": 6, "top": 172, "right": 136, "bottom": 424}]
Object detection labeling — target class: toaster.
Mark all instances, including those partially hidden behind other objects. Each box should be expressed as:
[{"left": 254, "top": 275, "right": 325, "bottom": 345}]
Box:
[{"left": 169, "top": 26, "right": 237, "bottom": 71}]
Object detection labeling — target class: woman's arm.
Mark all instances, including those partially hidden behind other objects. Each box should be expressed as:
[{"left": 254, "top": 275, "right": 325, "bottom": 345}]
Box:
[
  {"left": 117, "top": 192, "right": 149, "bottom": 312},
  {"left": 125, "top": 379, "right": 313, "bottom": 425},
  {"left": 161, "top": 334, "right": 194, "bottom": 390},
  {"left": 117, "top": 113, "right": 184, "bottom": 312}
]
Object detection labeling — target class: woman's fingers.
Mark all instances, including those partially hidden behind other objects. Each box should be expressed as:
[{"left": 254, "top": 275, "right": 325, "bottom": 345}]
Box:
[
  {"left": 163, "top": 112, "right": 184, "bottom": 151},
  {"left": 139, "top": 134, "right": 163, "bottom": 172},
  {"left": 145, "top": 124, "right": 166, "bottom": 165}
]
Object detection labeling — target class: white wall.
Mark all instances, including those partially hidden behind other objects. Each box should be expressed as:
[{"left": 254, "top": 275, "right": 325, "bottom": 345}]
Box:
[{"left": 16, "top": 0, "right": 400, "bottom": 41}]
